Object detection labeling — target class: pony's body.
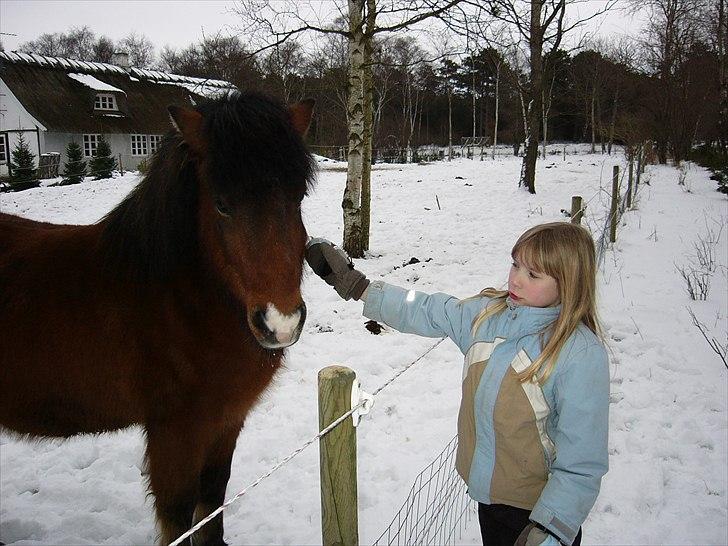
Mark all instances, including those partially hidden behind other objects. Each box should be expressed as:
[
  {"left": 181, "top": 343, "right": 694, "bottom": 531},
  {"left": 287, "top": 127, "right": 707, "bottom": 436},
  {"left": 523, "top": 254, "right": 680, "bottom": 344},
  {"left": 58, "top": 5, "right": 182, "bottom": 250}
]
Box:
[{"left": 0, "top": 92, "right": 315, "bottom": 545}]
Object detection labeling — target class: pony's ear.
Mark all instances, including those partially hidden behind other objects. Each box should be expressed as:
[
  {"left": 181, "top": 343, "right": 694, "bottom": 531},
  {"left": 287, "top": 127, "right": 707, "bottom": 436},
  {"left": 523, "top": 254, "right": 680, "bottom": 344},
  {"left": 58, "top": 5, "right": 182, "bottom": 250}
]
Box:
[
  {"left": 289, "top": 99, "right": 315, "bottom": 136},
  {"left": 168, "top": 105, "right": 205, "bottom": 153}
]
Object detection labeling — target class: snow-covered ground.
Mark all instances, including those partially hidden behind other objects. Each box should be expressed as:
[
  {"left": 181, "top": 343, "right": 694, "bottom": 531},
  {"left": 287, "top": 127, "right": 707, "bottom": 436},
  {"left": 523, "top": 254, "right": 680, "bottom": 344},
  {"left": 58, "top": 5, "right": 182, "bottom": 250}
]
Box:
[{"left": 1, "top": 147, "right": 726, "bottom": 545}]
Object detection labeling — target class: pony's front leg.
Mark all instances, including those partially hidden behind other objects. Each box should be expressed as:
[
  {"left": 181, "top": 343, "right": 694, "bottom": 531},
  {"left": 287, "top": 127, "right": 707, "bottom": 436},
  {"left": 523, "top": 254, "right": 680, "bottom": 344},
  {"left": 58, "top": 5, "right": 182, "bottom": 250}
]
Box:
[
  {"left": 145, "top": 423, "right": 209, "bottom": 546},
  {"left": 191, "top": 424, "right": 242, "bottom": 546}
]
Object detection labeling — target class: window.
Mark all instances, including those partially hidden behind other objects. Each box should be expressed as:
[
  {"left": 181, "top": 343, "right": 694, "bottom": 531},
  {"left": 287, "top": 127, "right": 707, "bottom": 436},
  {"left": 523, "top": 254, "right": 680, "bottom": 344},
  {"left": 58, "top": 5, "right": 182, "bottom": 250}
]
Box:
[
  {"left": 0, "top": 134, "right": 7, "bottom": 164},
  {"left": 149, "top": 135, "right": 163, "bottom": 154},
  {"left": 94, "top": 93, "right": 117, "bottom": 111},
  {"left": 83, "top": 134, "right": 100, "bottom": 157},
  {"left": 131, "top": 134, "right": 148, "bottom": 156}
]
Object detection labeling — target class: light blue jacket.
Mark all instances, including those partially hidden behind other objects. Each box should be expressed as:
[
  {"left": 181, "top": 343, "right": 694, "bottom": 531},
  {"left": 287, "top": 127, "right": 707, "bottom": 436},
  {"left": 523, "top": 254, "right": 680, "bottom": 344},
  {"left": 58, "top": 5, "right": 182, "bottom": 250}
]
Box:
[{"left": 363, "top": 281, "right": 610, "bottom": 545}]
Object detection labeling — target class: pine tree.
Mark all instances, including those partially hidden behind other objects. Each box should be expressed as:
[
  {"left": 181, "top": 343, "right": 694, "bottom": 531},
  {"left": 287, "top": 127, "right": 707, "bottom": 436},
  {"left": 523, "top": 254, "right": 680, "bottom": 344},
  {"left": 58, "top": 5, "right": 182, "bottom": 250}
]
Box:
[
  {"left": 61, "top": 141, "right": 87, "bottom": 185},
  {"left": 89, "top": 136, "right": 117, "bottom": 180},
  {"left": 716, "top": 168, "right": 728, "bottom": 195},
  {"left": 8, "top": 134, "right": 38, "bottom": 188}
]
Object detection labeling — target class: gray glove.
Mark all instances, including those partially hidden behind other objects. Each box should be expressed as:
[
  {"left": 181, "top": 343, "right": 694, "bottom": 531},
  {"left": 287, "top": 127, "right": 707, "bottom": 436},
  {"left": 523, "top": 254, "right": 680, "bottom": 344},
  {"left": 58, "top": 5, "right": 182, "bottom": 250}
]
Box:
[
  {"left": 305, "top": 237, "right": 370, "bottom": 301},
  {"left": 514, "top": 523, "right": 562, "bottom": 546}
]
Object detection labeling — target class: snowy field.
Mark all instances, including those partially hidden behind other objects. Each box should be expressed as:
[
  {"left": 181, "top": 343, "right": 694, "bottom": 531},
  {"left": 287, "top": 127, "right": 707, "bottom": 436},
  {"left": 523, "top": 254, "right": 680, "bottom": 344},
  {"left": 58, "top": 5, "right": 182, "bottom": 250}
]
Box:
[{"left": 1, "top": 147, "right": 726, "bottom": 545}]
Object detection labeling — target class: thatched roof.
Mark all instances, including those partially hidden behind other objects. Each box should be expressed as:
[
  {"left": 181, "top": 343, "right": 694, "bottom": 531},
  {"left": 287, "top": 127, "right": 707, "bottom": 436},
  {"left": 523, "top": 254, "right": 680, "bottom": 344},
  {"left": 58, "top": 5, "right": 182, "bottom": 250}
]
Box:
[{"left": 0, "top": 51, "right": 237, "bottom": 134}]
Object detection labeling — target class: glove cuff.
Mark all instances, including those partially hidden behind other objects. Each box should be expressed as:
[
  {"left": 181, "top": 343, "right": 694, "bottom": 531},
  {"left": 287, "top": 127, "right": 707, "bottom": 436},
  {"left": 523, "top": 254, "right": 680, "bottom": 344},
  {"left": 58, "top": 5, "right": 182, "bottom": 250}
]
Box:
[{"left": 350, "top": 277, "right": 370, "bottom": 301}]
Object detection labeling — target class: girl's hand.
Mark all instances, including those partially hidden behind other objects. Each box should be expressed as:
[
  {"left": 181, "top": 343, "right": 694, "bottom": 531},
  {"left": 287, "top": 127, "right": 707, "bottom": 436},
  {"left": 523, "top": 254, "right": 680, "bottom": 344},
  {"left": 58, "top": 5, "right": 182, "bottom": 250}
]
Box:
[
  {"left": 305, "top": 237, "right": 370, "bottom": 301},
  {"left": 514, "top": 523, "right": 562, "bottom": 546}
]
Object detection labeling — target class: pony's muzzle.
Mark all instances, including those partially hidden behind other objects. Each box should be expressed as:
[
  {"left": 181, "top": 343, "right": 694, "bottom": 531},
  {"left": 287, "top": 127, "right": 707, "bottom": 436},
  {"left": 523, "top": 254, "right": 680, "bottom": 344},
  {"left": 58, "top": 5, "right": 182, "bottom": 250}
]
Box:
[{"left": 250, "top": 303, "right": 306, "bottom": 349}]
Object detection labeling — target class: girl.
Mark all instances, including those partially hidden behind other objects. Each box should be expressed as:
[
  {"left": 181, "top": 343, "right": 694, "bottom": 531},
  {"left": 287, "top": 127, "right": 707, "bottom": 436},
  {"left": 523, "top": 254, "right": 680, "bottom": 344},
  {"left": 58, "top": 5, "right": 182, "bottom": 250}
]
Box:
[{"left": 305, "top": 222, "right": 610, "bottom": 546}]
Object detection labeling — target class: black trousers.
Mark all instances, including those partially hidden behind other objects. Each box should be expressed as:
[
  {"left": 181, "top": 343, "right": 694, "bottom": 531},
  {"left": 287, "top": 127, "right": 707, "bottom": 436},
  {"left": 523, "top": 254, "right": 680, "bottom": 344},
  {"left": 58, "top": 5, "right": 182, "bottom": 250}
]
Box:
[{"left": 478, "top": 503, "right": 582, "bottom": 546}]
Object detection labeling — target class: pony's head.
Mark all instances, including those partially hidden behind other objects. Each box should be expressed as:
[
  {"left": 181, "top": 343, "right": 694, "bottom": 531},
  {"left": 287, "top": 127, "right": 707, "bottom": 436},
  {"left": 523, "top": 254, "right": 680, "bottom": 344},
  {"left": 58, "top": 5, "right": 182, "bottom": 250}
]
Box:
[{"left": 169, "top": 92, "right": 316, "bottom": 350}]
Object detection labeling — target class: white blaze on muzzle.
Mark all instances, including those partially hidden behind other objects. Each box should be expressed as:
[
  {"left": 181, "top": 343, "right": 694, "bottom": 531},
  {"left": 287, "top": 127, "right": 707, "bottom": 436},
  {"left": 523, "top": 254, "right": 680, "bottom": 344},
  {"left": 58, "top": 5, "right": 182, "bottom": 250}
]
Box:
[{"left": 262, "top": 303, "right": 303, "bottom": 347}]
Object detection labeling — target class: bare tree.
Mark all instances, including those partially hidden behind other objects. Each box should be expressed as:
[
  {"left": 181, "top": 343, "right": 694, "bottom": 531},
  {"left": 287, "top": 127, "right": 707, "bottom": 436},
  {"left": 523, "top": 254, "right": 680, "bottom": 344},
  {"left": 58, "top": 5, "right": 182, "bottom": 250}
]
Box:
[
  {"left": 19, "top": 32, "right": 65, "bottom": 56},
  {"left": 93, "top": 36, "right": 116, "bottom": 64},
  {"left": 61, "top": 26, "right": 96, "bottom": 60},
  {"left": 20, "top": 26, "right": 97, "bottom": 60},
  {"left": 157, "top": 35, "right": 261, "bottom": 90},
  {"left": 235, "top": 0, "right": 465, "bottom": 257},
  {"left": 259, "top": 41, "right": 305, "bottom": 102},
  {"left": 118, "top": 31, "right": 155, "bottom": 68},
  {"left": 629, "top": 0, "right": 711, "bottom": 163},
  {"left": 447, "top": 0, "right": 616, "bottom": 192},
  {"left": 719, "top": 0, "right": 728, "bottom": 153}
]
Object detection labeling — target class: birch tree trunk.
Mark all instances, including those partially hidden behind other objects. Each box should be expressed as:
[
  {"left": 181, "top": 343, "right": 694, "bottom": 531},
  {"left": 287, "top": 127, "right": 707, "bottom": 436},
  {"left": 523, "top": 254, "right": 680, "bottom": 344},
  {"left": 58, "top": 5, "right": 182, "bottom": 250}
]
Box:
[
  {"left": 492, "top": 61, "right": 500, "bottom": 160},
  {"left": 608, "top": 89, "right": 619, "bottom": 155},
  {"left": 343, "top": 0, "right": 366, "bottom": 257},
  {"left": 360, "top": 0, "right": 376, "bottom": 252},
  {"left": 543, "top": 74, "right": 556, "bottom": 158},
  {"left": 590, "top": 90, "right": 596, "bottom": 153},
  {"left": 719, "top": 0, "right": 727, "bottom": 152},
  {"left": 472, "top": 62, "right": 477, "bottom": 140},
  {"left": 521, "top": 0, "right": 543, "bottom": 194},
  {"left": 448, "top": 87, "right": 453, "bottom": 160}
]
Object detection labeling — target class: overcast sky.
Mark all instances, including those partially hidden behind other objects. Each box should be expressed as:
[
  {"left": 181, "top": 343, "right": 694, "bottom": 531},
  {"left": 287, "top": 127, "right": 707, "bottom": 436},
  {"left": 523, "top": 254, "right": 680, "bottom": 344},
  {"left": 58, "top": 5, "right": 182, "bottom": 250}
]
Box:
[{"left": 1, "top": 0, "right": 641, "bottom": 57}]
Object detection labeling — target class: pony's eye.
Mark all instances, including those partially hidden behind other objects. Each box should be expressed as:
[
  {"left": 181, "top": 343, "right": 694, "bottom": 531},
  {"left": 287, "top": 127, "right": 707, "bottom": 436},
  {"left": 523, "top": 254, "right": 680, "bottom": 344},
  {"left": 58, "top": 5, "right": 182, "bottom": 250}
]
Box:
[{"left": 215, "top": 199, "right": 232, "bottom": 218}]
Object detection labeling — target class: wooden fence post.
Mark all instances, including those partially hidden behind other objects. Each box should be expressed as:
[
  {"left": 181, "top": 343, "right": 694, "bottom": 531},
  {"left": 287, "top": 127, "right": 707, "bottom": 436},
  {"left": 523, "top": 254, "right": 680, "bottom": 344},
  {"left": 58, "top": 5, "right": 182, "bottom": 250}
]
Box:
[
  {"left": 636, "top": 144, "right": 643, "bottom": 186},
  {"left": 319, "top": 366, "right": 358, "bottom": 546},
  {"left": 627, "top": 154, "right": 634, "bottom": 209},
  {"left": 610, "top": 166, "right": 619, "bottom": 243},
  {"left": 571, "top": 195, "right": 583, "bottom": 225}
]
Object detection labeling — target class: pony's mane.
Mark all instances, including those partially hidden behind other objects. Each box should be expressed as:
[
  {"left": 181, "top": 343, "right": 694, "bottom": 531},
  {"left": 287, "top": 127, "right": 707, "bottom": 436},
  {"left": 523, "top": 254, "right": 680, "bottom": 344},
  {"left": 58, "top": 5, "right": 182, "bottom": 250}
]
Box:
[
  {"left": 100, "top": 92, "right": 316, "bottom": 282},
  {"left": 200, "top": 92, "right": 316, "bottom": 202}
]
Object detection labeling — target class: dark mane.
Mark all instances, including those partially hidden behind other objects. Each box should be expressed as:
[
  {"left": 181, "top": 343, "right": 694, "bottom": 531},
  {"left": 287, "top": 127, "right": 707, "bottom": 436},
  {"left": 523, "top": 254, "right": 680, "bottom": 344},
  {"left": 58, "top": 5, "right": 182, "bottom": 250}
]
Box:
[
  {"left": 201, "top": 92, "right": 316, "bottom": 201},
  {"left": 100, "top": 92, "right": 316, "bottom": 282},
  {"left": 100, "top": 132, "right": 198, "bottom": 282}
]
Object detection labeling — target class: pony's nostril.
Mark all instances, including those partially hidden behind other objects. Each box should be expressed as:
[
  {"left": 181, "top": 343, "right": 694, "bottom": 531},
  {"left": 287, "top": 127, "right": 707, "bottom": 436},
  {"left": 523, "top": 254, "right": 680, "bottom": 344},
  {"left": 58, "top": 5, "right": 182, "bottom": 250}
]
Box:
[
  {"left": 297, "top": 302, "right": 307, "bottom": 328},
  {"left": 251, "top": 309, "right": 272, "bottom": 336}
]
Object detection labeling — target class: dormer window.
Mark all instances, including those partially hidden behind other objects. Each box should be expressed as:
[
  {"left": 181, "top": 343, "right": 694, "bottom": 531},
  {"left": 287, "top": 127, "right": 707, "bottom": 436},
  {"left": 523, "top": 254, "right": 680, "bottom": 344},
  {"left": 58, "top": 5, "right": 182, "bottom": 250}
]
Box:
[{"left": 95, "top": 93, "right": 117, "bottom": 111}]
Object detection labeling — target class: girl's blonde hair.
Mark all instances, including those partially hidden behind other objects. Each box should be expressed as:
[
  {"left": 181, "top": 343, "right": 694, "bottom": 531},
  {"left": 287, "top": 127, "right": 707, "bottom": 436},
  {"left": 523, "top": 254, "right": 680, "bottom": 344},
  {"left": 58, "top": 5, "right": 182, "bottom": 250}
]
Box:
[{"left": 471, "top": 222, "right": 602, "bottom": 385}]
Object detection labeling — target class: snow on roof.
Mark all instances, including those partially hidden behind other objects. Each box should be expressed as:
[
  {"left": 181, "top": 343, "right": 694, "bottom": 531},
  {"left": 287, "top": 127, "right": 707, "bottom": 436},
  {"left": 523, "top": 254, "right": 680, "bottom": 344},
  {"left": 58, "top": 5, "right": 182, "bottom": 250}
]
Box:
[
  {"left": 0, "top": 51, "right": 237, "bottom": 92},
  {"left": 67, "top": 73, "right": 126, "bottom": 94},
  {"left": 174, "top": 81, "right": 232, "bottom": 99}
]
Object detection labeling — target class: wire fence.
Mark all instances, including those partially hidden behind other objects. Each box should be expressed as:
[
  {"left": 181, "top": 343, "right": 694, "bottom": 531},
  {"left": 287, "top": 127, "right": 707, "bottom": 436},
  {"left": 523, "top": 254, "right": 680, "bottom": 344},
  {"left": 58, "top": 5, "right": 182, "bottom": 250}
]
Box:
[
  {"left": 309, "top": 143, "right": 593, "bottom": 165},
  {"left": 372, "top": 435, "right": 474, "bottom": 546}
]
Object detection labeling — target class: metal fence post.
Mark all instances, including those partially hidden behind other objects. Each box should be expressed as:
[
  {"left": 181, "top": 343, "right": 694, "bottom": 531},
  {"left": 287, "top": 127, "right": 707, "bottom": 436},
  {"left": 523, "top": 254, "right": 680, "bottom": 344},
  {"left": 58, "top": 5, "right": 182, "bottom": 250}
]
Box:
[{"left": 318, "top": 366, "right": 358, "bottom": 546}]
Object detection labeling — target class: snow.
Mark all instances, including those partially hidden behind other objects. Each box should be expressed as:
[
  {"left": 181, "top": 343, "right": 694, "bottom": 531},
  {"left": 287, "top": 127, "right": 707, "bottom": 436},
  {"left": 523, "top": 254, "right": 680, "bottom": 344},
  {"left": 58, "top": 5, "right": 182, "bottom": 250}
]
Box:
[
  {"left": 0, "top": 147, "right": 726, "bottom": 545},
  {"left": 174, "top": 82, "right": 231, "bottom": 99},
  {"left": 67, "top": 73, "right": 126, "bottom": 94}
]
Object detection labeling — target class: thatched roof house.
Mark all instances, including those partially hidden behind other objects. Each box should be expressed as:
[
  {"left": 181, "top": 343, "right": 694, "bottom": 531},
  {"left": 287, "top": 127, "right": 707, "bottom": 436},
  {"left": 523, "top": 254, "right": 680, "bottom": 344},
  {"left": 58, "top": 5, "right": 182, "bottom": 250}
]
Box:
[{"left": 0, "top": 51, "right": 237, "bottom": 177}]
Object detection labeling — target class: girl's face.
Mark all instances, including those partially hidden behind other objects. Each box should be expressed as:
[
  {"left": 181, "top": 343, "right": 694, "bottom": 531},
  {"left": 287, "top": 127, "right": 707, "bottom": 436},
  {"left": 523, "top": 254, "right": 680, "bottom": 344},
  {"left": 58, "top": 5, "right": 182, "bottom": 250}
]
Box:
[{"left": 508, "top": 255, "right": 560, "bottom": 308}]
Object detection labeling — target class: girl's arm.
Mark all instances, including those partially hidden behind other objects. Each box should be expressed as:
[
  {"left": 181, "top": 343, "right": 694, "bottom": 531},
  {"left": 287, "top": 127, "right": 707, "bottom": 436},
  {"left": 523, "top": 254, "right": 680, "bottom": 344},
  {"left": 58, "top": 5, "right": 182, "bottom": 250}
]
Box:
[
  {"left": 529, "top": 342, "right": 610, "bottom": 545},
  {"left": 362, "top": 280, "right": 482, "bottom": 353},
  {"left": 305, "top": 238, "right": 484, "bottom": 352}
]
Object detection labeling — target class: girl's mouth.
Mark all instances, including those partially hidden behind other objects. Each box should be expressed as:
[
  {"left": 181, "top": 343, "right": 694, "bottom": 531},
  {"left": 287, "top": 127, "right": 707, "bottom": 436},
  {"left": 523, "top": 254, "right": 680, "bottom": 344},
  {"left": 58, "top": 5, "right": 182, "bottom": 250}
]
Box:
[{"left": 509, "top": 292, "right": 520, "bottom": 301}]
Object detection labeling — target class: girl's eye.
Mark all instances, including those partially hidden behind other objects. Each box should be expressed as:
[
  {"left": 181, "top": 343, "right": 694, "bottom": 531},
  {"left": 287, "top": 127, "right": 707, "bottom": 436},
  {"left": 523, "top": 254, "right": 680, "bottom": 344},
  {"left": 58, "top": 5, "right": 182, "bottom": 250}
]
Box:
[{"left": 529, "top": 271, "right": 537, "bottom": 278}]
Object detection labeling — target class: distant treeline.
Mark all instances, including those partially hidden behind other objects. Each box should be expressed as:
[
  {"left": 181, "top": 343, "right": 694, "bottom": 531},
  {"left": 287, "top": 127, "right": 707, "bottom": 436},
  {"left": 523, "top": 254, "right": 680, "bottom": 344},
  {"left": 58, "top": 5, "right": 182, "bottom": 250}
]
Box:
[{"left": 8, "top": 20, "right": 725, "bottom": 164}]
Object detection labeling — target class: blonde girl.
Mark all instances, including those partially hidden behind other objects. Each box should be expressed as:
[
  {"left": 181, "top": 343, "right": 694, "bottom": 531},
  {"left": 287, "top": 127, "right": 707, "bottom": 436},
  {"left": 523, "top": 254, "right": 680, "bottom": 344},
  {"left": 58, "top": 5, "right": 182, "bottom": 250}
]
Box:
[{"left": 306, "top": 222, "right": 609, "bottom": 546}]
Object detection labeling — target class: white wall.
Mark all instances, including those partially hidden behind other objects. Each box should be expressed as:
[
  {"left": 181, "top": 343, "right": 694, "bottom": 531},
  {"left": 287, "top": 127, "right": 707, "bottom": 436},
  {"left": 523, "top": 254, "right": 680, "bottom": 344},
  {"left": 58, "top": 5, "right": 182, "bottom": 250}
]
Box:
[{"left": 0, "top": 77, "right": 46, "bottom": 177}]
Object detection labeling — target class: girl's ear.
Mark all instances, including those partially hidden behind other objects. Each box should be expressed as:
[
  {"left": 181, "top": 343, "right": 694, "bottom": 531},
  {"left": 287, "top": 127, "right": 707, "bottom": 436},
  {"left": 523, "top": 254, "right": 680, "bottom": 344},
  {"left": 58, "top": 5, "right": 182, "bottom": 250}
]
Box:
[{"left": 168, "top": 105, "right": 206, "bottom": 154}]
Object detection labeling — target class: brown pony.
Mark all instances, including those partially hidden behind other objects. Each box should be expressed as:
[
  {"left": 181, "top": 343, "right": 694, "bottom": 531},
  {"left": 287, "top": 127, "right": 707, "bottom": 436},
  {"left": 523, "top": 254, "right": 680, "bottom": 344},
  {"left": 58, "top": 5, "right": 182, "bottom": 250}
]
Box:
[{"left": 0, "top": 92, "right": 316, "bottom": 545}]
